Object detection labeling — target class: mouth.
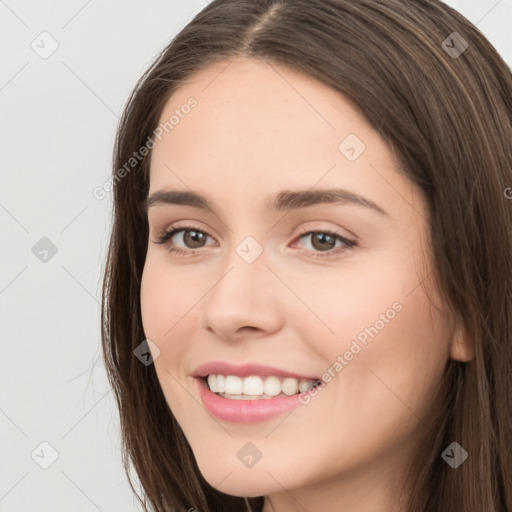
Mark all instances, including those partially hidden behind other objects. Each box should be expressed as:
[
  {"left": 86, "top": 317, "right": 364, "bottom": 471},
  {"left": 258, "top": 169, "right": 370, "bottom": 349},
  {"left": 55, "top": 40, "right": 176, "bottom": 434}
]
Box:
[{"left": 201, "top": 374, "right": 322, "bottom": 400}]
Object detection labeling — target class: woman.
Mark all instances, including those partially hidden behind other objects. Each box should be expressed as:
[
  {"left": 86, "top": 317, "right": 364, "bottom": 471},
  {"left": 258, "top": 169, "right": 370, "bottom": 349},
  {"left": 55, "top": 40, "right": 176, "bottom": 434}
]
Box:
[{"left": 101, "top": 1, "right": 512, "bottom": 510}]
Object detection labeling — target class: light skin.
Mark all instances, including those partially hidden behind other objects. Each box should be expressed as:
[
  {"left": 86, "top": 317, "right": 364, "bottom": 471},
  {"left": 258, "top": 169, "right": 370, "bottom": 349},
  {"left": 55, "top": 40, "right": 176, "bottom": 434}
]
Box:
[{"left": 140, "top": 57, "right": 474, "bottom": 512}]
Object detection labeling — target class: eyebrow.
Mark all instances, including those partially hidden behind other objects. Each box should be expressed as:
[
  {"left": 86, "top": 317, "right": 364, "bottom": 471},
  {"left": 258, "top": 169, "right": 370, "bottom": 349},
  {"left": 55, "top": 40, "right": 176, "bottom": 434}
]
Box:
[{"left": 144, "top": 188, "right": 389, "bottom": 217}]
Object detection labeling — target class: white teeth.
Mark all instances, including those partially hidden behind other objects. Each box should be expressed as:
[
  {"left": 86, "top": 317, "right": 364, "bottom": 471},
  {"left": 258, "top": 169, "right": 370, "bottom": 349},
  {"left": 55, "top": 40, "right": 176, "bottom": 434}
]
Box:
[
  {"left": 243, "top": 376, "right": 264, "bottom": 395},
  {"left": 282, "top": 377, "right": 299, "bottom": 396},
  {"left": 217, "top": 374, "right": 225, "bottom": 392},
  {"left": 225, "top": 375, "right": 243, "bottom": 394},
  {"left": 207, "top": 374, "right": 218, "bottom": 392},
  {"left": 299, "top": 379, "right": 313, "bottom": 392},
  {"left": 263, "top": 376, "right": 281, "bottom": 397},
  {"left": 206, "top": 374, "right": 318, "bottom": 398}
]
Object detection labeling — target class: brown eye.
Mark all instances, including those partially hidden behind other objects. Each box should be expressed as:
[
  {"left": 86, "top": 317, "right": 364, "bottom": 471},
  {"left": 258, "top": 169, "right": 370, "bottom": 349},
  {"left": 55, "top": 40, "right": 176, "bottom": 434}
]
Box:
[
  {"left": 293, "top": 230, "right": 356, "bottom": 259},
  {"left": 308, "top": 232, "right": 337, "bottom": 251},
  {"left": 153, "top": 224, "right": 216, "bottom": 255},
  {"left": 181, "top": 230, "right": 208, "bottom": 249}
]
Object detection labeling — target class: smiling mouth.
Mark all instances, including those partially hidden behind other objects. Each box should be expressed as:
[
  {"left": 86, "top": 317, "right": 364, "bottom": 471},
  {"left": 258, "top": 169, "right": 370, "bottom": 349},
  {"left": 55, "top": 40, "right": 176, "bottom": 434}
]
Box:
[{"left": 203, "top": 374, "right": 321, "bottom": 400}]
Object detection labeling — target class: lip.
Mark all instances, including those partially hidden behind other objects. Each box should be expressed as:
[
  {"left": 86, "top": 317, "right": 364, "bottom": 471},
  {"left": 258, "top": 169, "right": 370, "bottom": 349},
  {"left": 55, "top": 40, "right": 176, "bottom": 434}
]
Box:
[
  {"left": 195, "top": 377, "right": 305, "bottom": 423},
  {"left": 192, "top": 361, "right": 319, "bottom": 380}
]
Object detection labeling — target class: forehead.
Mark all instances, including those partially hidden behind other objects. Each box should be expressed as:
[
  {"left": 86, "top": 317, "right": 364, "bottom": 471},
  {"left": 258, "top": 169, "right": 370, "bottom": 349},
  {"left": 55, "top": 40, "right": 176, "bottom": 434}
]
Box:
[
  {"left": 147, "top": 57, "right": 415, "bottom": 219},
  {"left": 152, "top": 57, "right": 377, "bottom": 159}
]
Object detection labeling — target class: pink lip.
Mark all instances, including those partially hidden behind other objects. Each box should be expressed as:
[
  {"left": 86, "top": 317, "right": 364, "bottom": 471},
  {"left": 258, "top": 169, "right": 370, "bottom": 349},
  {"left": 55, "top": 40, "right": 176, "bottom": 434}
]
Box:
[
  {"left": 192, "top": 361, "right": 319, "bottom": 380},
  {"left": 195, "top": 377, "right": 304, "bottom": 423}
]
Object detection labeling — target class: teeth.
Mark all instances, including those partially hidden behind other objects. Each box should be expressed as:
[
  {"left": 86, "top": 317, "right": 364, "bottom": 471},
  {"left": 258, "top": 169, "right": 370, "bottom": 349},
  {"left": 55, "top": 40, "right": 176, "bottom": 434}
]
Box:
[
  {"left": 206, "top": 374, "right": 318, "bottom": 398},
  {"left": 264, "top": 376, "right": 282, "bottom": 397},
  {"left": 243, "top": 375, "right": 264, "bottom": 395}
]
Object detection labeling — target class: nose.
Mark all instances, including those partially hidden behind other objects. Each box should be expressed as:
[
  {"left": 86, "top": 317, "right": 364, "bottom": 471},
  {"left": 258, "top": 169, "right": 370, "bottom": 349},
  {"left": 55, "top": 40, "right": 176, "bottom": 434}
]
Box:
[{"left": 199, "top": 247, "right": 282, "bottom": 342}]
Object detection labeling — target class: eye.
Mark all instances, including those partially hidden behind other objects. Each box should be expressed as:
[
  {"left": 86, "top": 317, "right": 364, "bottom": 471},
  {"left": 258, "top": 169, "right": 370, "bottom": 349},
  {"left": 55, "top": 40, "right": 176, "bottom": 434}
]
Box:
[
  {"left": 152, "top": 223, "right": 216, "bottom": 256},
  {"left": 292, "top": 228, "right": 356, "bottom": 259}
]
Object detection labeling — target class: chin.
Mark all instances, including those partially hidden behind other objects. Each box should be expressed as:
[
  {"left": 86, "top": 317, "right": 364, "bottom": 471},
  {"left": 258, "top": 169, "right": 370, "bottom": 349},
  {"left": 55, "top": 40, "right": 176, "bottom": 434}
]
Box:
[{"left": 196, "top": 459, "right": 281, "bottom": 497}]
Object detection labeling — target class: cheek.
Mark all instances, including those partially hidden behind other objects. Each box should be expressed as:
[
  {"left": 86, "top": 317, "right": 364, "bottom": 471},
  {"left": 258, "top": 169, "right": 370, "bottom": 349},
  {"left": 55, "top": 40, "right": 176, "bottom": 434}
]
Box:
[
  {"left": 279, "top": 253, "right": 415, "bottom": 358},
  {"left": 140, "top": 256, "right": 202, "bottom": 372},
  {"left": 291, "top": 253, "right": 449, "bottom": 419},
  {"left": 140, "top": 258, "right": 204, "bottom": 416},
  {"left": 332, "top": 272, "right": 449, "bottom": 429},
  {"left": 287, "top": 271, "right": 449, "bottom": 476},
  {"left": 141, "top": 255, "right": 197, "bottom": 337},
  {"left": 353, "top": 258, "right": 451, "bottom": 383}
]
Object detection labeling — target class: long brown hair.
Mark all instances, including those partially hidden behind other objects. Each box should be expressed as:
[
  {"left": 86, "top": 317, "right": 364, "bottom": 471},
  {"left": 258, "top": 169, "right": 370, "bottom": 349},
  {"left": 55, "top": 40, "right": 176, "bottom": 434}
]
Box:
[{"left": 101, "top": 1, "right": 512, "bottom": 510}]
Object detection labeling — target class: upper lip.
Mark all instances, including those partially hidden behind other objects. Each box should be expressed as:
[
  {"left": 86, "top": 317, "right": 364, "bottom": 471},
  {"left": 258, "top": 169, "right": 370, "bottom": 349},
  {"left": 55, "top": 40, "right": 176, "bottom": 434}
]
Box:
[{"left": 193, "top": 361, "right": 319, "bottom": 381}]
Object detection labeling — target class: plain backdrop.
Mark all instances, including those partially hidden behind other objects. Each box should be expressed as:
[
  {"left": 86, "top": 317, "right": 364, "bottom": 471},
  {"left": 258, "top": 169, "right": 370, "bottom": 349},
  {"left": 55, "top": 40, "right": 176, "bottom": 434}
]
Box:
[{"left": 1, "top": 1, "right": 511, "bottom": 510}]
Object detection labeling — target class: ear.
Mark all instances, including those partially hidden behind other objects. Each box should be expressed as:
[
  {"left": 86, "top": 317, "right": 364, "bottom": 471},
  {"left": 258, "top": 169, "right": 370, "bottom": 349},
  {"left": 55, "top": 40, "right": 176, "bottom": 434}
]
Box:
[{"left": 448, "top": 318, "right": 474, "bottom": 362}]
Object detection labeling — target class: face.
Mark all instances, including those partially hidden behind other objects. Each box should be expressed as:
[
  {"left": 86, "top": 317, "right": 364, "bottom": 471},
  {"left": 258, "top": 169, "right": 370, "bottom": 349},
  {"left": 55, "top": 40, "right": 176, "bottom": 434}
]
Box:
[{"left": 140, "top": 58, "right": 472, "bottom": 510}]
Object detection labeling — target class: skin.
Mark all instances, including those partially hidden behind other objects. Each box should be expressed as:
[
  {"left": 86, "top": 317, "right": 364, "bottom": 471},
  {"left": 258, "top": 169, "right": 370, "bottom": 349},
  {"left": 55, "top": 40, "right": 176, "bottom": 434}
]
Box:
[{"left": 140, "top": 57, "right": 474, "bottom": 512}]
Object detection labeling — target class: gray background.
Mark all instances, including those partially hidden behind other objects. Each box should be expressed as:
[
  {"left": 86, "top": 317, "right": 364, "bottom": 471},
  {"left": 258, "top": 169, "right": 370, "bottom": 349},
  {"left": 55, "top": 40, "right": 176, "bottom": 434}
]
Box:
[{"left": 1, "top": 1, "right": 511, "bottom": 510}]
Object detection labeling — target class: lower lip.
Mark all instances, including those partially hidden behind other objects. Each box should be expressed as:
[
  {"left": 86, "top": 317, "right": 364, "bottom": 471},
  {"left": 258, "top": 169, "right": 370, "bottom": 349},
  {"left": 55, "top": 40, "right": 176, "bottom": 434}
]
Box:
[{"left": 196, "top": 377, "right": 303, "bottom": 423}]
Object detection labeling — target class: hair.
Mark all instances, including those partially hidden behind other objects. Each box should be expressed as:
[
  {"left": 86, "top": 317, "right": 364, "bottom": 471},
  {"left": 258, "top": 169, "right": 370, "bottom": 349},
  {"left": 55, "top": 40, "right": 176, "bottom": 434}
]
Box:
[{"left": 100, "top": 0, "right": 512, "bottom": 510}]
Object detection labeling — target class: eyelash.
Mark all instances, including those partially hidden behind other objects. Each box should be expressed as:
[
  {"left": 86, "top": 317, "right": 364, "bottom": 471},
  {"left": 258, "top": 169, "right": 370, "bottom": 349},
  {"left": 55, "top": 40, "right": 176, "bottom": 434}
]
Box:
[{"left": 152, "top": 223, "right": 357, "bottom": 259}]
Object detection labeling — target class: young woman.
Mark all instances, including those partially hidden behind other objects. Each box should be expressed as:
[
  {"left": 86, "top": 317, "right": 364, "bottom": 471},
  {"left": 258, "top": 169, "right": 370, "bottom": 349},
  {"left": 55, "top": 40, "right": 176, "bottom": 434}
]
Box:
[{"left": 101, "top": 1, "right": 512, "bottom": 511}]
